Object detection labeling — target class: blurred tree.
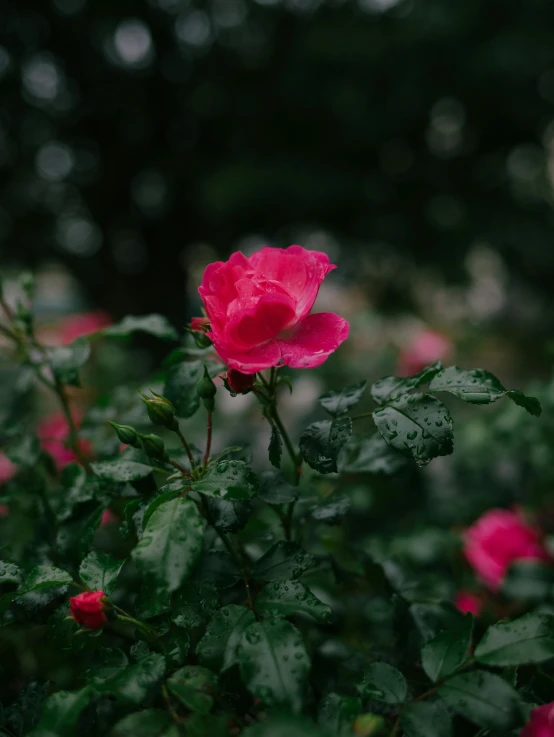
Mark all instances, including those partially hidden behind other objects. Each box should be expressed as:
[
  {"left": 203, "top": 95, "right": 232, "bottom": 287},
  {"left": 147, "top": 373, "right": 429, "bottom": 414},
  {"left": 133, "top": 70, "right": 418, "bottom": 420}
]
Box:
[{"left": 2, "top": 0, "right": 554, "bottom": 324}]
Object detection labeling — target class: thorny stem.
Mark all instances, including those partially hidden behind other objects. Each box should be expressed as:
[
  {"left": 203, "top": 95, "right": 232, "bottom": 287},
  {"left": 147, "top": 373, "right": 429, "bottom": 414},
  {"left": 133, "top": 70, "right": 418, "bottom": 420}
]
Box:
[
  {"left": 203, "top": 411, "right": 213, "bottom": 468},
  {"left": 175, "top": 426, "right": 197, "bottom": 474},
  {"left": 168, "top": 458, "right": 192, "bottom": 480},
  {"left": 259, "top": 367, "right": 302, "bottom": 540},
  {"left": 2, "top": 302, "right": 93, "bottom": 472},
  {"left": 162, "top": 684, "right": 182, "bottom": 724},
  {"left": 201, "top": 497, "right": 256, "bottom": 614}
]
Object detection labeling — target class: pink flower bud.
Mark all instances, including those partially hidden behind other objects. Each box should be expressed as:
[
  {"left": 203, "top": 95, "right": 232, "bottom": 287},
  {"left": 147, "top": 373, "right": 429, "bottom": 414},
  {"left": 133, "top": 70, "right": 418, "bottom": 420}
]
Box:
[
  {"left": 100, "top": 509, "right": 117, "bottom": 527},
  {"left": 226, "top": 369, "right": 256, "bottom": 394},
  {"left": 454, "top": 591, "right": 482, "bottom": 617},
  {"left": 70, "top": 590, "right": 107, "bottom": 629},
  {"left": 463, "top": 508, "right": 550, "bottom": 591},
  {"left": 521, "top": 702, "right": 554, "bottom": 737},
  {"left": 198, "top": 246, "right": 349, "bottom": 373},
  {"left": 190, "top": 316, "right": 210, "bottom": 332}
]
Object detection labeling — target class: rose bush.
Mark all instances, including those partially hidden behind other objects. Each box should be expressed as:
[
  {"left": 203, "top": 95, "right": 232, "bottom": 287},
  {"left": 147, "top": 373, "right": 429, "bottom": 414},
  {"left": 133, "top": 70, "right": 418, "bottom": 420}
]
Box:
[{"left": 0, "top": 251, "right": 552, "bottom": 737}]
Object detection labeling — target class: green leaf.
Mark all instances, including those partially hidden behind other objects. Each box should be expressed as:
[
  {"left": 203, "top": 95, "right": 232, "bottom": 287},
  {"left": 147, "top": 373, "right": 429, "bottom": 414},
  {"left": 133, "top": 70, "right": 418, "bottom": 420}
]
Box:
[
  {"left": 357, "top": 662, "right": 407, "bottom": 705},
  {"left": 84, "top": 648, "right": 129, "bottom": 686},
  {"left": 372, "top": 393, "right": 453, "bottom": 466},
  {"left": 256, "top": 580, "right": 332, "bottom": 622},
  {"left": 91, "top": 459, "right": 154, "bottom": 483},
  {"left": 27, "top": 687, "right": 92, "bottom": 737},
  {"left": 161, "top": 630, "right": 190, "bottom": 667},
  {"left": 339, "top": 433, "right": 409, "bottom": 475},
  {"left": 18, "top": 565, "right": 73, "bottom": 595},
  {"left": 257, "top": 471, "right": 298, "bottom": 505},
  {"left": 317, "top": 692, "right": 361, "bottom": 736},
  {"left": 319, "top": 380, "right": 367, "bottom": 415},
  {"left": 438, "top": 670, "right": 523, "bottom": 732},
  {"left": 191, "top": 460, "right": 258, "bottom": 500},
  {"left": 203, "top": 497, "right": 251, "bottom": 534},
  {"left": 132, "top": 497, "right": 205, "bottom": 596},
  {"left": 252, "top": 542, "right": 316, "bottom": 581},
  {"left": 109, "top": 710, "right": 174, "bottom": 737},
  {"left": 167, "top": 665, "right": 218, "bottom": 715},
  {"left": 5, "top": 434, "right": 41, "bottom": 466},
  {"left": 97, "top": 314, "right": 178, "bottom": 341},
  {"left": 238, "top": 619, "right": 310, "bottom": 713},
  {"left": 79, "top": 551, "right": 126, "bottom": 595},
  {"left": 475, "top": 611, "right": 554, "bottom": 666},
  {"left": 410, "top": 602, "right": 468, "bottom": 645},
  {"left": 429, "top": 366, "right": 541, "bottom": 415},
  {"left": 400, "top": 701, "right": 453, "bottom": 737},
  {"left": 242, "top": 713, "right": 332, "bottom": 737},
  {"left": 507, "top": 390, "right": 542, "bottom": 417},
  {"left": 3, "top": 681, "right": 50, "bottom": 737},
  {"left": 309, "top": 494, "right": 350, "bottom": 525},
  {"left": 421, "top": 613, "right": 473, "bottom": 682},
  {"left": 47, "top": 338, "right": 91, "bottom": 387},
  {"left": 299, "top": 417, "right": 353, "bottom": 474},
  {"left": 0, "top": 561, "right": 22, "bottom": 585},
  {"left": 196, "top": 605, "right": 256, "bottom": 672},
  {"left": 268, "top": 425, "right": 282, "bottom": 469},
  {"left": 97, "top": 653, "right": 166, "bottom": 705},
  {"left": 371, "top": 362, "right": 443, "bottom": 404},
  {"left": 164, "top": 360, "right": 221, "bottom": 418}
]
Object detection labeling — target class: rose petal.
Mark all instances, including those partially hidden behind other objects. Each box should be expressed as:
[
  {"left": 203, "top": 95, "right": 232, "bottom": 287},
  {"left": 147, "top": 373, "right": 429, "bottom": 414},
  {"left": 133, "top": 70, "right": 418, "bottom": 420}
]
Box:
[
  {"left": 248, "top": 245, "right": 335, "bottom": 321},
  {"left": 227, "top": 292, "right": 297, "bottom": 349},
  {"left": 277, "top": 312, "right": 349, "bottom": 369},
  {"left": 215, "top": 339, "right": 281, "bottom": 374}
]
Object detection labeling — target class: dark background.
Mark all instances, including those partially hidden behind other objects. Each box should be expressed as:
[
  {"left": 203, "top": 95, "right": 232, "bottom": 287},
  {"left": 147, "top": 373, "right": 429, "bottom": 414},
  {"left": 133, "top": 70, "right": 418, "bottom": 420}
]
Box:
[{"left": 2, "top": 0, "right": 554, "bottom": 336}]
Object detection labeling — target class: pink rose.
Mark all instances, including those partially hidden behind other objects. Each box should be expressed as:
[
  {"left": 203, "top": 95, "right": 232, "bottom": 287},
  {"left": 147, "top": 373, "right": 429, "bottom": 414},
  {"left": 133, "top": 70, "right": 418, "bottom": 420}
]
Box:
[
  {"left": 56, "top": 310, "right": 112, "bottom": 345},
  {"left": 198, "top": 246, "right": 349, "bottom": 374},
  {"left": 397, "top": 329, "right": 452, "bottom": 376},
  {"left": 454, "top": 591, "right": 482, "bottom": 617},
  {"left": 70, "top": 590, "right": 107, "bottom": 629},
  {"left": 37, "top": 412, "right": 92, "bottom": 469},
  {"left": 464, "top": 508, "right": 550, "bottom": 591},
  {"left": 0, "top": 453, "right": 16, "bottom": 485},
  {"left": 521, "top": 703, "right": 554, "bottom": 737}
]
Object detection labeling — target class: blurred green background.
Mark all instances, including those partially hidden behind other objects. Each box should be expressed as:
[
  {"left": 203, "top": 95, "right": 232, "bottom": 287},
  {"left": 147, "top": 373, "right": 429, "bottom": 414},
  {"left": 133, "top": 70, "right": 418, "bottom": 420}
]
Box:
[{"left": 2, "top": 0, "right": 554, "bottom": 378}]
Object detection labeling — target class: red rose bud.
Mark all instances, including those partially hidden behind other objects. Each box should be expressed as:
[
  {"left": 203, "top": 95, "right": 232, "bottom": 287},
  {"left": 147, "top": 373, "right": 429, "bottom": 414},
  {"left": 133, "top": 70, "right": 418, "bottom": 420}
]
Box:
[
  {"left": 190, "top": 316, "right": 210, "bottom": 332},
  {"left": 226, "top": 369, "right": 256, "bottom": 395},
  {"left": 70, "top": 590, "right": 107, "bottom": 629}
]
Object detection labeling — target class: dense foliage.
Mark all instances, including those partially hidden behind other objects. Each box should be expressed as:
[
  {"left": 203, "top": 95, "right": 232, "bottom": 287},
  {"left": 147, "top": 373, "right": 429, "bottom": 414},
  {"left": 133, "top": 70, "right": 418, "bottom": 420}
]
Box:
[{"left": 1, "top": 255, "right": 552, "bottom": 737}]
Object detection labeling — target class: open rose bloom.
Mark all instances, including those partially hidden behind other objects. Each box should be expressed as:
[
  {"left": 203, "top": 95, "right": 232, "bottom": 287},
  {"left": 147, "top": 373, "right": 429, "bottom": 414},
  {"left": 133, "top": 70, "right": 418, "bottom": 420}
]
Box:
[
  {"left": 198, "top": 246, "right": 349, "bottom": 373},
  {"left": 464, "top": 508, "right": 550, "bottom": 591},
  {"left": 70, "top": 590, "right": 108, "bottom": 629},
  {"left": 521, "top": 703, "right": 554, "bottom": 737}
]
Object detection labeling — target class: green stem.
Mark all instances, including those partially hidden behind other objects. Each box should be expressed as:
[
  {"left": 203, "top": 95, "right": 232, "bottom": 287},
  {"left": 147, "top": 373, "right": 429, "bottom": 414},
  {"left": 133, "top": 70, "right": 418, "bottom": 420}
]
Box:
[
  {"left": 350, "top": 411, "right": 375, "bottom": 422},
  {"left": 175, "top": 426, "right": 197, "bottom": 474},
  {"left": 203, "top": 411, "right": 213, "bottom": 468},
  {"left": 168, "top": 458, "right": 192, "bottom": 479}
]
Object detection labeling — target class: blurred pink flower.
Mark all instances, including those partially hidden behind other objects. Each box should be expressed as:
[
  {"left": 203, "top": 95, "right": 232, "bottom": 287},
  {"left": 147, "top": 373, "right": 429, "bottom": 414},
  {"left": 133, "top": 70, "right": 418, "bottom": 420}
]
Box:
[
  {"left": 100, "top": 509, "right": 117, "bottom": 527},
  {"left": 397, "top": 329, "right": 452, "bottom": 376},
  {"left": 0, "top": 453, "right": 16, "bottom": 485},
  {"left": 0, "top": 505, "right": 9, "bottom": 518},
  {"left": 464, "top": 508, "right": 550, "bottom": 591},
  {"left": 56, "top": 310, "right": 111, "bottom": 345},
  {"left": 454, "top": 591, "right": 482, "bottom": 617},
  {"left": 37, "top": 412, "right": 92, "bottom": 469},
  {"left": 198, "top": 246, "right": 349, "bottom": 373},
  {"left": 521, "top": 702, "right": 554, "bottom": 737}
]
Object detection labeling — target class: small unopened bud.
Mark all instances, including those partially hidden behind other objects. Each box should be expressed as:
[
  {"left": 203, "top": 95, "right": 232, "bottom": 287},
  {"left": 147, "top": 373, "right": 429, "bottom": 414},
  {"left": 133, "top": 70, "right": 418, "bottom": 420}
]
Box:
[
  {"left": 140, "top": 391, "right": 178, "bottom": 431},
  {"left": 140, "top": 433, "right": 169, "bottom": 462},
  {"left": 226, "top": 369, "right": 255, "bottom": 395},
  {"left": 190, "top": 316, "right": 210, "bottom": 332},
  {"left": 110, "top": 422, "right": 141, "bottom": 448},
  {"left": 197, "top": 365, "right": 216, "bottom": 412}
]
